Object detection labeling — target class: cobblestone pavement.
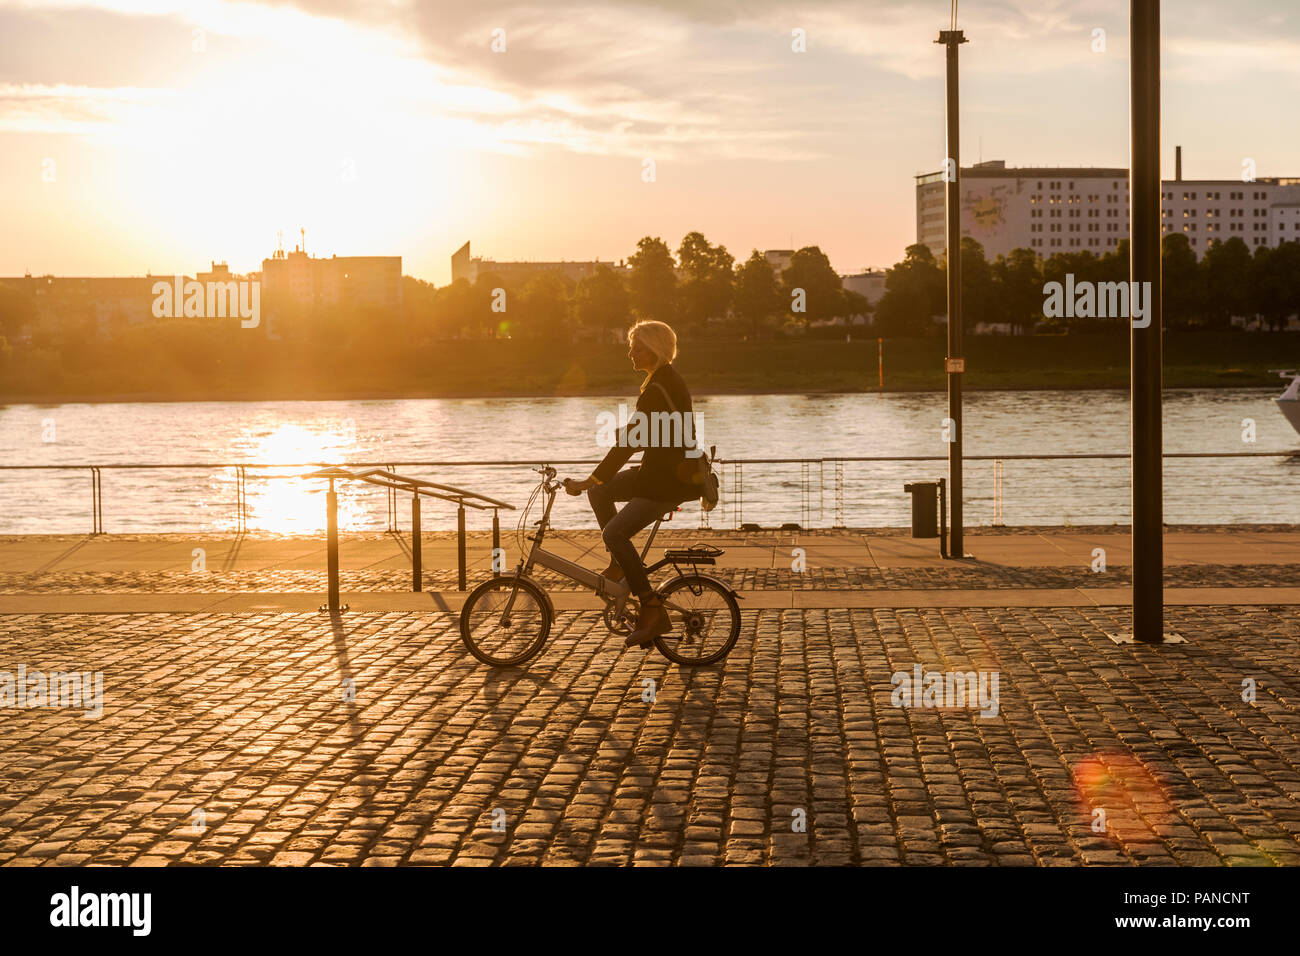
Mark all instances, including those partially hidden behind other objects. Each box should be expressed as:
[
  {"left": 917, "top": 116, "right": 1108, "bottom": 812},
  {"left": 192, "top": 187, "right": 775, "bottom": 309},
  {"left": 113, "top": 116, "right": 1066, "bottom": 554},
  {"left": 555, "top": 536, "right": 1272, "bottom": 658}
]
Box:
[
  {"left": 5, "top": 564, "right": 1299, "bottom": 594},
  {"left": 2, "top": 605, "right": 1298, "bottom": 866}
]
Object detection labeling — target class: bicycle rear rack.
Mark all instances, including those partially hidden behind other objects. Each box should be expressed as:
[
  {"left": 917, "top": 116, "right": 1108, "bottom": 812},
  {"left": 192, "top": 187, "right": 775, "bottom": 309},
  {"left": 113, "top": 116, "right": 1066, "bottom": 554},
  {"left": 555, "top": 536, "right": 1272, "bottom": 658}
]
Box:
[{"left": 663, "top": 543, "right": 723, "bottom": 567}]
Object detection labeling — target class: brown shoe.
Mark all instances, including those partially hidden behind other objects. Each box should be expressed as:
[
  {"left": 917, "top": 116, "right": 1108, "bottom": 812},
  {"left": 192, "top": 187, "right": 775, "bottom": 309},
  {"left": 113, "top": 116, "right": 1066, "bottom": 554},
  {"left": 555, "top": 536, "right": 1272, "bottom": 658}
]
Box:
[
  {"left": 625, "top": 594, "right": 670, "bottom": 647},
  {"left": 601, "top": 560, "right": 624, "bottom": 583}
]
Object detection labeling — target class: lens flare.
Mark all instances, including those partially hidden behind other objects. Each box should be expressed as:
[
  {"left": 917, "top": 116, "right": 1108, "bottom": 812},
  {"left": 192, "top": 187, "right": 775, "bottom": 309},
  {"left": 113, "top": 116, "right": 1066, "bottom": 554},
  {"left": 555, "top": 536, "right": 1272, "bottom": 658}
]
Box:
[{"left": 1073, "top": 752, "right": 1170, "bottom": 847}]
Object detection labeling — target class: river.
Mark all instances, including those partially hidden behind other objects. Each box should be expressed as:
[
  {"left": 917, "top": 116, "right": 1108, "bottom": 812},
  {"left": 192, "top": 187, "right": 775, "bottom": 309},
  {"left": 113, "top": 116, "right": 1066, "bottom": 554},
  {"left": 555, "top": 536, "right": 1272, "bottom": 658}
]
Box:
[{"left": 1, "top": 388, "right": 1297, "bottom": 533}]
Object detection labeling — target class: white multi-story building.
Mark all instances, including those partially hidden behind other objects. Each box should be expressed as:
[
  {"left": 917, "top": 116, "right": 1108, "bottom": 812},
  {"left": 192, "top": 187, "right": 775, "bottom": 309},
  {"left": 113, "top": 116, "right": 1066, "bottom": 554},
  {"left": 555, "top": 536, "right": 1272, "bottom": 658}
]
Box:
[
  {"left": 763, "top": 249, "right": 794, "bottom": 275},
  {"left": 451, "top": 241, "right": 615, "bottom": 285},
  {"left": 840, "top": 270, "right": 887, "bottom": 307},
  {"left": 916, "top": 156, "right": 1300, "bottom": 261},
  {"left": 262, "top": 248, "right": 401, "bottom": 311}
]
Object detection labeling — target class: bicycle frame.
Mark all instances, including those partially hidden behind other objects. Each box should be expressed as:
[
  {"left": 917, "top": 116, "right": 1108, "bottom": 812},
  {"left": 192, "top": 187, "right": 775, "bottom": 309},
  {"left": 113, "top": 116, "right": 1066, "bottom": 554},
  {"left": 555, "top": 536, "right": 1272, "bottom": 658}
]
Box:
[
  {"left": 525, "top": 478, "right": 635, "bottom": 598},
  {"left": 497, "top": 475, "right": 694, "bottom": 624}
]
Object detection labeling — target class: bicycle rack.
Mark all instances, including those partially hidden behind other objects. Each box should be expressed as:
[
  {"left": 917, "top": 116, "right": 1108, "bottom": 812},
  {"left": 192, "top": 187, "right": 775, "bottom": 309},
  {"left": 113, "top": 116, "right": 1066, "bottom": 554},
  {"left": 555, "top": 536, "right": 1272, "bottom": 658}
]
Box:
[
  {"left": 279, "top": 466, "right": 514, "bottom": 611},
  {"left": 90, "top": 466, "right": 103, "bottom": 534},
  {"left": 234, "top": 465, "right": 248, "bottom": 534},
  {"left": 385, "top": 464, "right": 398, "bottom": 533}
]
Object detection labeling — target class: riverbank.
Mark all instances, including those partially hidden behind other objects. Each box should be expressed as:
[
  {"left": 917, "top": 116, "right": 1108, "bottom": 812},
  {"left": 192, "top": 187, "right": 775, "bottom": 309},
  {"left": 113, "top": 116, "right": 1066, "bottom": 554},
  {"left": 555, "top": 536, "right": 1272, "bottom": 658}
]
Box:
[{"left": 1, "top": 331, "right": 1295, "bottom": 403}]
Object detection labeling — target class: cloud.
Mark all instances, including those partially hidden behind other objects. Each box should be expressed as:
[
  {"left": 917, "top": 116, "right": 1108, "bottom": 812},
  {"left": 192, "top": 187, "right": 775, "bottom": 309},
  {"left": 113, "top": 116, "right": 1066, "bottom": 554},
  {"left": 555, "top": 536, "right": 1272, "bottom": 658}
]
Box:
[
  {"left": 1, "top": 0, "right": 1297, "bottom": 161},
  {"left": 0, "top": 82, "right": 176, "bottom": 134}
]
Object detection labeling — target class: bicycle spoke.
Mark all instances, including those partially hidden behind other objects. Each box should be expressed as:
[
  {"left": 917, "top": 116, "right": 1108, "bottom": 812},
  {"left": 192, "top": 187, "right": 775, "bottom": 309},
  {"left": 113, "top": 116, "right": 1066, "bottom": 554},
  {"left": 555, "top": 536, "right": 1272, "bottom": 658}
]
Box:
[
  {"left": 461, "top": 577, "right": 550, "bottom": 665},
  {"left": 655, "top": 576, "right": 740, "bottom": 665}
]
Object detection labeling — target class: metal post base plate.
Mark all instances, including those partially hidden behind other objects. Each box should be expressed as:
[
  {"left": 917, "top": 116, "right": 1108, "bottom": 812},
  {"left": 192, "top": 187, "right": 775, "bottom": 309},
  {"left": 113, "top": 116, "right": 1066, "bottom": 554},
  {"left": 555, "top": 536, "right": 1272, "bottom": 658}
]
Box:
[{"left": 1106, "top": 632, "right": 1185, "bottom": 645}]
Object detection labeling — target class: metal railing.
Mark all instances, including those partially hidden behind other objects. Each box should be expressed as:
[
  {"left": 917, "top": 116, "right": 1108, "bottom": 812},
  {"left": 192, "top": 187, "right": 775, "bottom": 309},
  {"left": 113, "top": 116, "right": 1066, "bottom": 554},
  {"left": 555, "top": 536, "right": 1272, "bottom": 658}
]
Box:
[
  {"left": 284, "top": 466, "right": 514, "bottom": 607},
  {"left": 0, "top": 460, "right": 535, "bottom": 536},
  {"left": 1, "top": 450, "right": 1296, "bottom": 536},
  {"left": 711, "top": 451, "right": 1298, "bottom": 530}
]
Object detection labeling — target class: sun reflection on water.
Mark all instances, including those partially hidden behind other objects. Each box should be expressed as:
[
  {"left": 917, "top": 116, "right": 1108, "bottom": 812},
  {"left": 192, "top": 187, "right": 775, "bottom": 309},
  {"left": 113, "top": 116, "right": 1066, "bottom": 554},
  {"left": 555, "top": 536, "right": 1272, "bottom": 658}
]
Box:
[{"left": 238, "top": 420, "right": 375, "bottom": 534}]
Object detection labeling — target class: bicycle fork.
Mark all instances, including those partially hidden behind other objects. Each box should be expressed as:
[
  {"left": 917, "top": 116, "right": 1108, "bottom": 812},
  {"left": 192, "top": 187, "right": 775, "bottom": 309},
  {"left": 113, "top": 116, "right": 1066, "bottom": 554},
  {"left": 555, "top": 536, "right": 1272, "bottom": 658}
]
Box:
[{"left": 496, "top": 561, "right": 528, "bottom": 626}]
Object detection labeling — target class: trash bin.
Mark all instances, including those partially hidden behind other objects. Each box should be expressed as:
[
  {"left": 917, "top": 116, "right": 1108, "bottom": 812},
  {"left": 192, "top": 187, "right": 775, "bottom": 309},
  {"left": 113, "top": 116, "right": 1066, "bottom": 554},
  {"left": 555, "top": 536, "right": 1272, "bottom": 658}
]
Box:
[{"left": 903, "top": 481, "right": 938, "bottom": 538}]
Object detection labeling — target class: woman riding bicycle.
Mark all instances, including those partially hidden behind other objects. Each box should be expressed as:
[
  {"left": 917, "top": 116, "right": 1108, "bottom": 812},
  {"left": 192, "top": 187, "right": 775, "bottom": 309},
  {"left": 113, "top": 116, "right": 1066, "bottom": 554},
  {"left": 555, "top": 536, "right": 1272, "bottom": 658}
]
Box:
[{"left": 564, "top": 320, "right": 699, "bottom": 648}]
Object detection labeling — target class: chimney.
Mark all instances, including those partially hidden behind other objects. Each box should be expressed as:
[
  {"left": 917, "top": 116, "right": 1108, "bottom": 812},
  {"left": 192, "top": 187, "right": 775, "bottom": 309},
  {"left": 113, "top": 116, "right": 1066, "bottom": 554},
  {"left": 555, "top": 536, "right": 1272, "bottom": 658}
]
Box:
[{"left": 1176, "top": 145, "right": 1182, "bottom": 181}]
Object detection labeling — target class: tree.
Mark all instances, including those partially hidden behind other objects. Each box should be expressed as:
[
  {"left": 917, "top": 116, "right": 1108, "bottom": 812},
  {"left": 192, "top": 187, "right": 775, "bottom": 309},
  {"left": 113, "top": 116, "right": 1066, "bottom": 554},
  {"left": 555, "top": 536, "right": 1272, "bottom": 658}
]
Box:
[
  {"left": 1041, "top": 250, "right": 1104, "bottom": 331},
  {"left": 1254, "top": 241, "right": 1300, "bottom": 331},
  {"left": 733, "top": 250, "right": 782, "bottom": 340},
  {"left": 473, "top": 271, "right": 509, "bottom": 337},
  {"left": 518, "top": 272, "right": 571, "bottom": 341},
  {"left": 1199, "top": 237, "right": 1252, "bottom": 330},
  {"left": 991, "top": 247, "right": 1042, "bottom": 335},
  {"left": 1098, "top": 239, "right": 1129, "bottom": 286},
  {"left": 400, "top": 276, "right": 438, "bottom": 343},
  {"left": 781, "top": 245, "right": 846, "bottom": 329},
  {"left": 842, "top": 290, "right": 871, "bottom": 323},
  {"left": 627, "top": 236, "right": 678, "bottom": 322},
  {"left": 1279, "top": 241, "right": 1300, "bottom": 328},
  {"left": 574, "top": 265, "right": 630, "bottom": 335},
  {"left": 873, "top": 244, "right": 945, "bottom": 336},
  {"left": 1161, "top": 234, "right": 1200, "bottom": 329},
  {"left": 1042, "top": 250, "right": 1103, "bottom": 289},
  {"left": 950, "top": 237, "right": 994, "bottom": 328},
  {"left": 677, "top": 231, "right": 734, "bottom": 331},
  {"left": 431, "top": 277, "right": 481, "bottom": 338},
  {"left": 0, "top": 284, "right": 34, "bottom": 341}
]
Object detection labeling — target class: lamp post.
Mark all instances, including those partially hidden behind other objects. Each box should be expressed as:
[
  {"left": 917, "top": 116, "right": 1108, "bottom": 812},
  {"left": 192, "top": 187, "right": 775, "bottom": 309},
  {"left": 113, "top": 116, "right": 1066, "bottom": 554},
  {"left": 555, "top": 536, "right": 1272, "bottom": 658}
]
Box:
[
  {"left": 1130, "top": 0, "right": 1164, "bottom": 642},
  {"left": 938, "top": 27, "right": 967, "bottom": 558}
]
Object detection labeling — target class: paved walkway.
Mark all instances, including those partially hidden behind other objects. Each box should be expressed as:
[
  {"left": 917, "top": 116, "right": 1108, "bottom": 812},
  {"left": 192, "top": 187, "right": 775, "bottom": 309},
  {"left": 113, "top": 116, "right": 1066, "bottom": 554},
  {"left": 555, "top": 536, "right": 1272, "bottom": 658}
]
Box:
[
  {"left": 3, "top": 529, "right": 1300, "bottom": 612},
  {"left": 5, "top": 528, "right": 1300, "bottom": 577},
  {"left": 1, "top": 530, "right": 1298, "bottom": 866}
]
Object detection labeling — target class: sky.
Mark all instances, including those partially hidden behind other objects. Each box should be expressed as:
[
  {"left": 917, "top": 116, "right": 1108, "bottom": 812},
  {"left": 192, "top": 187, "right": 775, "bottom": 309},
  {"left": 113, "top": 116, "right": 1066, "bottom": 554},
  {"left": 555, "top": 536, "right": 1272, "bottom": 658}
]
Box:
[{"left": 1, "top": 0, "right": 1298, "bottom": 285}]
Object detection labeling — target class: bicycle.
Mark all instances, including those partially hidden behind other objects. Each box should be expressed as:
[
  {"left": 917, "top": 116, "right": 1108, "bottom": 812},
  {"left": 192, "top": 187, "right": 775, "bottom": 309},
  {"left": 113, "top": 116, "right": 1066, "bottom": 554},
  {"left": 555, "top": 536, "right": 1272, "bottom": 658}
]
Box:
[{"left": 460, "top": 466, "right": 742, "bottom": 667}]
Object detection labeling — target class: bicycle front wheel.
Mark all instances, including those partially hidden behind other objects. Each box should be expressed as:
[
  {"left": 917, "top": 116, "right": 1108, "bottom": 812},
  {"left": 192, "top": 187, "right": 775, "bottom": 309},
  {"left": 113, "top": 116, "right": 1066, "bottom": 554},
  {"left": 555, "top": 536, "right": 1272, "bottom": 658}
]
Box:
[
  {"left": 654, "top": 574, "right": 741, "bottom": 666},
  {"left": 460, "top": 575, "right": 552, "bottom": 666}
]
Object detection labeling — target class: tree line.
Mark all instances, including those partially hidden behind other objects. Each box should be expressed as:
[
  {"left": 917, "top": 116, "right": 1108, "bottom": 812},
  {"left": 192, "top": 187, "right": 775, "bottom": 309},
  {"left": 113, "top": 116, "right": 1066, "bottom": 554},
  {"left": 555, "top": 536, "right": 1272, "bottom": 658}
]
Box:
[
  {"left": 875, "top": 234, "right": 1300, "bottom": 335},
  {"left": 405, "top": 233, "right": 869, "bottom": 343},
  {"left": 3, "top": 232, "right": 1297, "bottom": 370}
]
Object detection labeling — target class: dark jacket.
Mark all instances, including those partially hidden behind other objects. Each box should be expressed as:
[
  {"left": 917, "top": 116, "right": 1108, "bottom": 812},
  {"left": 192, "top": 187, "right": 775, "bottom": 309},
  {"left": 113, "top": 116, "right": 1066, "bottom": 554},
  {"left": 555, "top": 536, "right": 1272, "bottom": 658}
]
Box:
[{"left": 592, "top": 363, "right": 700, "bottom": 504}]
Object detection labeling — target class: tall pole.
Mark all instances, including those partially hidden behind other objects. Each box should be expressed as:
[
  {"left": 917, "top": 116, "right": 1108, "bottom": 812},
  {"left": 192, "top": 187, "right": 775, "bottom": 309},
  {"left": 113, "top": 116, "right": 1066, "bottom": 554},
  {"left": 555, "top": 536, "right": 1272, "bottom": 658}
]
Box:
[
  {"left": 326, "top": 477, "right": 340, "bottom": 612},
  {"left": 938, "top": 28, "right": 967, "bottom": 558},
  {"left": 411, "top": 492, "right": 422, "bottom": 592},
  {"left": 1131, "top": 0, "right": 1164, "bottom": 642}
]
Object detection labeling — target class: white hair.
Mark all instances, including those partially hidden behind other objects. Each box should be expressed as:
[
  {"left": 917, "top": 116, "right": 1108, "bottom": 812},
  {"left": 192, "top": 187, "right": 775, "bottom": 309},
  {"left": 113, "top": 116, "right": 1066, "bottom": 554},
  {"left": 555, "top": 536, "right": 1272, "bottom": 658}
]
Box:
[{"left": 628, "top": 320, "right": 678, "bottom": 365}]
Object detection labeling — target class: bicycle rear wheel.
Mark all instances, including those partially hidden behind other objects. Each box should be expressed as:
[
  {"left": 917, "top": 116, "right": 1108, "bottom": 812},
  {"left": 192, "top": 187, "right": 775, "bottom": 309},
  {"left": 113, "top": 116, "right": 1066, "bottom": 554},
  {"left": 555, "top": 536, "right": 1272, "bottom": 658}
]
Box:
[
  {"left": 460, "top": 575, "right": 552, "bottom": 666},
  {"left": 654, "top": 574, "right": 741, "bottom": 666}
]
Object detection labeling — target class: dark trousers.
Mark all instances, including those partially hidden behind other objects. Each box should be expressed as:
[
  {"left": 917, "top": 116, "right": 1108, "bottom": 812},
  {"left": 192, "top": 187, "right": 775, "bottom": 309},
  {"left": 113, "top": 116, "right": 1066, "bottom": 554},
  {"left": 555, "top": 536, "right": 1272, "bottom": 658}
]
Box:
[{"left": 587, "top": 468, "right": 675, "bottom": 596}]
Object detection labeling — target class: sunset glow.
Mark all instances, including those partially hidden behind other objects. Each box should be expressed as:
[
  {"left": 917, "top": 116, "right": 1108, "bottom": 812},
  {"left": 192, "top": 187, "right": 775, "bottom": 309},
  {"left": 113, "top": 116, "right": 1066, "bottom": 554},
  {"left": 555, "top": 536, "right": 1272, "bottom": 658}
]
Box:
[{"left": 4, "top": 0, "right": 1299, "bottom": 281}]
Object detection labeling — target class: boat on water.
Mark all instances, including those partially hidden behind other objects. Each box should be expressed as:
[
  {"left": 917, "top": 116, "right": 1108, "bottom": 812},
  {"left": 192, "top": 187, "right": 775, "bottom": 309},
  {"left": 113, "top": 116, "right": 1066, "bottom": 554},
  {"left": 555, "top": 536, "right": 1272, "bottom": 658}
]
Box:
[{"left": 1273, "top": 369, "right": 1300, "bottom": 436}]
